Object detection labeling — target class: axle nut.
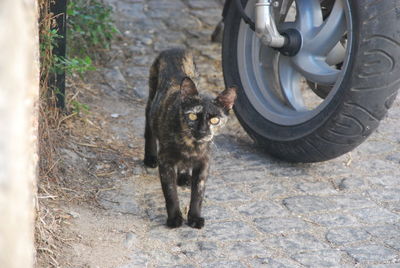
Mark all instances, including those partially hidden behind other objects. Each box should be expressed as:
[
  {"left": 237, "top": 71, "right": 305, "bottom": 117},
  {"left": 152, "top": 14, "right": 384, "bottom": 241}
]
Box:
[{"left": 278, "top": 28, "right": 302, "bottom": 57}]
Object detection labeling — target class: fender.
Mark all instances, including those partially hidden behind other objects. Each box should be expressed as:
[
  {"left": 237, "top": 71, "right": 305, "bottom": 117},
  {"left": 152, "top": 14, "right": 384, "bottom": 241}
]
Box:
[
  {"left": 222, "top": 0, "right": 232, "bottom": 20},
  {"left": 222, "top": 0, "right": 255, "bottom": 31}
]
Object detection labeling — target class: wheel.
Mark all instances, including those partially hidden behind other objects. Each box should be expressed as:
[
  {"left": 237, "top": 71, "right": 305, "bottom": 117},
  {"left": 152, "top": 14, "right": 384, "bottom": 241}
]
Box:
[{"left": 222, "top": 0, "right": 400, "bottom": 162}]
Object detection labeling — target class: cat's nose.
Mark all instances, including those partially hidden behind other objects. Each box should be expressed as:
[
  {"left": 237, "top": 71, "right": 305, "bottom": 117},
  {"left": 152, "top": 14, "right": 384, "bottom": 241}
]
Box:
[
  {"left": 198, "top": 130, "right": 210, "bottom": 137},
  {"left": 199, "top": 129, "right": 207, "bottom": 135},
  {"left": 197, "top": 133, "right": 213, "bottom": 142},
  {"left": 195, "top": 131, "right": 209, "bottom": 141}
]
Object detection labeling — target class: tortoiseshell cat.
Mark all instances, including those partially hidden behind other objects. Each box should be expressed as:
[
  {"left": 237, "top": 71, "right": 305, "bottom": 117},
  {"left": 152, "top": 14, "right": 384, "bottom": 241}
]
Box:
[{"left": 144, "top": 48, "right": 236, "bottom": 229}]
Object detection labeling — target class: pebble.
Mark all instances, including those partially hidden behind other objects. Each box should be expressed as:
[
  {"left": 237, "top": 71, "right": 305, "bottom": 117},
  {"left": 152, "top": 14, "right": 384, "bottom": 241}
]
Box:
[
  {"left": 123, "top": 232, "right": 136, "bottom": 249},
  {"left": 140, "top": 37, "right": 153, "bottom": 46},
  {"left": 68, "top": 211, "right": 80, "bottom": 219},
  {"left": 132, "top": 167, "right": 143, "bottom": 175}
]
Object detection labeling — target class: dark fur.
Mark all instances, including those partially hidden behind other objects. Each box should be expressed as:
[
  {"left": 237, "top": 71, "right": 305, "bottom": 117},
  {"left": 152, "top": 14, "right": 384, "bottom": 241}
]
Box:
[{"left": 144, "top": 48, "right": 236, "bottom": 229}]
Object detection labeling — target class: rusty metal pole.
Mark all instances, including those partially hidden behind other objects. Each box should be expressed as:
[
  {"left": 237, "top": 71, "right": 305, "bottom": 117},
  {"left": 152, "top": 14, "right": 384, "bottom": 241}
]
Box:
[{"left": 50, "top": 0, "right": 68, "bottom": 109}]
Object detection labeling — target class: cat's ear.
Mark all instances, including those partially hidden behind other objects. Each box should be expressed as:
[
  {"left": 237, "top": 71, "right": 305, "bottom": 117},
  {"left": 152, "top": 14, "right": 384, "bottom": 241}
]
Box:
[
  {"left": 180, "top": 77, "right": 198, "bottom": 100},
  {"left": 216, "top": 86, "right": 237, "bottom": 111}
]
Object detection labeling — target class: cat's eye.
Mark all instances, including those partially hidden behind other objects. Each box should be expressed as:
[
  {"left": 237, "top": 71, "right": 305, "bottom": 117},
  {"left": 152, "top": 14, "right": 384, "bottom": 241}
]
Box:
[
  {"left": 209, "top": 117, "right": 220, "bottom": 125},
  {"left": 188, "top": 113, "right": 197, "bottom": 121}
]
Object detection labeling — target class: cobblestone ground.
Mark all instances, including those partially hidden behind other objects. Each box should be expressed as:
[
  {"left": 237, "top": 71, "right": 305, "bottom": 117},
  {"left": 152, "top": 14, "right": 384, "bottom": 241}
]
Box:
[{"left": 62, "top": 0, "right": 400, "bottom": 267}]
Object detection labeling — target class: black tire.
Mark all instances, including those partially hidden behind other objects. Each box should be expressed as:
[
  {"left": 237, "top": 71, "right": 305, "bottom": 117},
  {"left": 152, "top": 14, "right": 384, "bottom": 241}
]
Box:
[{"left": 222, "top": 0, "right": 400, "bottom": 162}]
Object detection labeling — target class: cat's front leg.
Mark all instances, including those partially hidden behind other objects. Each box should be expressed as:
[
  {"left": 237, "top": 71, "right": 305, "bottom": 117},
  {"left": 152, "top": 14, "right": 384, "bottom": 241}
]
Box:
[
  {"left": 158, "top": 159, "right": 183, "bottom": 228},
  {"left": 188, "top": 160, "right": 209, "bottom": 229}
]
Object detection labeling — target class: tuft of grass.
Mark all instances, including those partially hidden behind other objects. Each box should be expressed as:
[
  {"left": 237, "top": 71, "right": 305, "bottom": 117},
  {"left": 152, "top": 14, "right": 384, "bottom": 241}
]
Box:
[
  {"left": 70, "top": 99, "right": 90, "bottom": 115},
  {"left": 55, "top": 55, "right": 96, "bottom": 76}
]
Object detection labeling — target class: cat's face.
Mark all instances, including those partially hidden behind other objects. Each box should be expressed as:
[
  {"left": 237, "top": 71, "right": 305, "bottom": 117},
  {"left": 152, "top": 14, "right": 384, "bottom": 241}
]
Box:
[
  {"left": 179, "top": 77, "right": 237, "bottom": 143},
  {"left": 181, "top": 98, "right": 228, "bottom": 142}
]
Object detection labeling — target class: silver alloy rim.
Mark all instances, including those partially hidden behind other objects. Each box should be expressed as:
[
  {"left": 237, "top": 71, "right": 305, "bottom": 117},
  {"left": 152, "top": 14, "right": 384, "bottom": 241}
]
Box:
[{"left": 237, "top": 0, "right": 352, "bottom": 126}]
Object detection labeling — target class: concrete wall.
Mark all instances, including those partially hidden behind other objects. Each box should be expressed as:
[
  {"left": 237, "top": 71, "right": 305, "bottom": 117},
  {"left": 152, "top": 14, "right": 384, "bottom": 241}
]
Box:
[{"left": 0, "top": 0, "right": 39, "bottom": 267}]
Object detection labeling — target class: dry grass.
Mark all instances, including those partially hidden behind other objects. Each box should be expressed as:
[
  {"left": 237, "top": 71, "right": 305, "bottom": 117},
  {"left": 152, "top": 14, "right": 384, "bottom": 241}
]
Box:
[
  {"left": 36, "top": 0, "right": 66, "bottom": 266},
  {"left": 36, "top": 98, "right": 64, "bottom": 267},
  {"left": 35, "top": 76, "right": 141, "bottom": 268}
]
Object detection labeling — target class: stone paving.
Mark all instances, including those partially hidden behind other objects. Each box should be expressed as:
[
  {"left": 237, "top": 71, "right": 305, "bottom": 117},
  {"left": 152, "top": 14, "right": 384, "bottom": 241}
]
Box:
[{"left": 92, "top": 0, "right": 400, "bottom": 267}]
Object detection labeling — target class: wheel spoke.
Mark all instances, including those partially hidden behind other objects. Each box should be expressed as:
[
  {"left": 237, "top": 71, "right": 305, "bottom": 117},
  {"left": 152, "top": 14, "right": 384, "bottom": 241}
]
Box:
[
  {"left": 291, "top": 54, "right": 340, "bottom": 85},
  {"left": 295, "top": 0, "right": 323, "bottom": 33},
  {"left": 310, "top": 0, "right": 346, "bottom": 56},
  {"left": 326, "top": 41, "right": 346, "bottom": 66},
  {"left": 278, "top": 56, "right": 307, "bottom": 111}
]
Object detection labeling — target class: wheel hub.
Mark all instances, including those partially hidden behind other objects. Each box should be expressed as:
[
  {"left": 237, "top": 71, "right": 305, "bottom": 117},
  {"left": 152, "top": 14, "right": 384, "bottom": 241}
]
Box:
[
  {"left": 236, "top": 0, "right": 350, "bottom": 125},
  {"left": 277, "top": 28, "right": 302, "bottom": 57}
]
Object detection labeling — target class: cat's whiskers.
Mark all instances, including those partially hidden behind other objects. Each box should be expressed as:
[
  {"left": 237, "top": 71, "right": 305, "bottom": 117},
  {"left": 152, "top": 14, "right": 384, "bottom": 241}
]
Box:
[{"left": 209, "top": 139, "right": 219, "bottom": 151}]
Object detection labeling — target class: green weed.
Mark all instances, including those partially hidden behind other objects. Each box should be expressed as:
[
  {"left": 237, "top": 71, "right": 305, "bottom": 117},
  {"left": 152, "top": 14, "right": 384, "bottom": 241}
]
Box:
[
  {"left": 67, "top": 0, "right": 120, "bottom": 58},
  {"left": 40, "top": 0, "right": 118, "bottom": 113},
  {"left": 70, "top": 100, "right": 90, "bottom": 115},
  {"left": 40, "top": 29, "right": 62, "bottom": 55},
  {"left": 55, "top": 56, "right": 96, "bottom": 76}
]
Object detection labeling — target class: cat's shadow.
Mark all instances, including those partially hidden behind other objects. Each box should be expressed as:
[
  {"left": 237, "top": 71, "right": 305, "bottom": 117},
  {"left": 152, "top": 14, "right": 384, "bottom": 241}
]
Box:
[
  {"left": 212, "top": 133, "right": 274, "bottom": 161},
  {"left": 212, "top": 133, "right": 313, "bottom": 174}
]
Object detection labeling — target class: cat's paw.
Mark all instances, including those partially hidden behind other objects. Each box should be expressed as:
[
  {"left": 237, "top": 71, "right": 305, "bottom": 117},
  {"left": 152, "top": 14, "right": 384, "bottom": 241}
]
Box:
[
  {"left": 144, "top": 155, "right": 158, "bottom": 168},
  {"left": 177, "top": 173, "right": 191, "bottom": 187},
  {"left": 188, "top": 216, "right": 205, "bottom": 229},
  {"left": 166, "top": 215, "right": 183, "bottom": 228}
]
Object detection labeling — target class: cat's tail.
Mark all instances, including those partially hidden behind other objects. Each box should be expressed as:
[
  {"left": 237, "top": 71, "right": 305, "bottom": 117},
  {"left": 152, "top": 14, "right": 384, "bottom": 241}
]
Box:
[{"left": 148, "top": 56, "right": 160, "bottom": 104}]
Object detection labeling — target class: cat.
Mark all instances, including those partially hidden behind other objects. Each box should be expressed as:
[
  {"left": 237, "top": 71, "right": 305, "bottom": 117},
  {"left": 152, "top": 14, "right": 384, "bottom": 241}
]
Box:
[{"left": 144, "top": 48, "right": 236, "bottom": 229}]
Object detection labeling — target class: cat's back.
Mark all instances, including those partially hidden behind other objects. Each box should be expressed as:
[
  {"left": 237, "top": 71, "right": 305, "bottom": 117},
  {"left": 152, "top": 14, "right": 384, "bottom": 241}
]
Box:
[
  {"left": 159, "top": 48, "right": 195, "bottom": 78},
  {"left": 148, "top": 49, "right": 196, "bottom": 132},
  {"left": 151, "top": 48, "right": 196, "bottom": 92}
]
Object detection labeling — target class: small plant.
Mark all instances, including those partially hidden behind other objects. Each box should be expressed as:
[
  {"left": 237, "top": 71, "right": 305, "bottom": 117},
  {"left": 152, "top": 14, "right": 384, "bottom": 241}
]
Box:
[
  {"left": 40, "top": 29, "right": 62, "bottom": 55},
  {"left": 67, "top": 0, "right": 120, "bottom": 58},
  {"left": 40, "top": 0, "right": 119, "bottom": 89},
  {"left": 70, "top": 100, "right": 90, "bottom": 115},
  {"left": 42, "top": 29, "right": 95, "bottom": 77},
  {"left": 39, "top": 28, "right": 60, "bottom": 91},
  {"left": 40, "top": 0, "right": 118, "bottom": 114},
  {"left": 55, "top": 56, "right": 96, "bottom": 76}
]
